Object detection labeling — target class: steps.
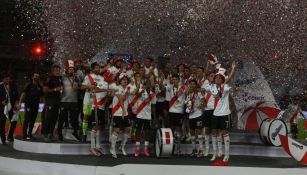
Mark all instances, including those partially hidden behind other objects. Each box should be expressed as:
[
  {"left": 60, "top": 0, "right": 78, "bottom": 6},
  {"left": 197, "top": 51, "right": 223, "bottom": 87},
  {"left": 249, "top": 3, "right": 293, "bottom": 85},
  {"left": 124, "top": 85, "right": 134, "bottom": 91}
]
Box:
[{"left": 13, "top": 130, "right": 290, "bottom": 157}]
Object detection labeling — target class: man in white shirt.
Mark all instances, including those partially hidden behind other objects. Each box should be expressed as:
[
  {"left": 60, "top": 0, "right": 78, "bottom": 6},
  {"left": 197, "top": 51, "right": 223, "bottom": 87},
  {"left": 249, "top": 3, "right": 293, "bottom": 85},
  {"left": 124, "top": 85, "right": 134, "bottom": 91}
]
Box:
[
  {"left": 185, "top": 80, "right": 204, "bottom": 157},
  {"left": 166, "top": 74, "right": 186, "bottom": 155},
  {"left": 81, "top": 62, "right": 111, "bottom": 156},
  {"left": 210, "top": 70, "right": 241, "bottom": 162},
  {"left": 201, "top": 71, "right": 217, "bottom": 157},
  {"left": 109, "top": 73, "right": 131, "bottom": 158},
  {"left": 134, "top": 87, "right": 156, "bottom": 157}
]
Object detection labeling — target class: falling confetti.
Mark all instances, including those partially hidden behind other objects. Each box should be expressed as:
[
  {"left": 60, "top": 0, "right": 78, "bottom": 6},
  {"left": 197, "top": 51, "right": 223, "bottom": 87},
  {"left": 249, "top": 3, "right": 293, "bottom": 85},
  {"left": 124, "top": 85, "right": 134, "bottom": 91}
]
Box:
[{"left": 14, "top": 0, "right": 307, "bottom": 100}]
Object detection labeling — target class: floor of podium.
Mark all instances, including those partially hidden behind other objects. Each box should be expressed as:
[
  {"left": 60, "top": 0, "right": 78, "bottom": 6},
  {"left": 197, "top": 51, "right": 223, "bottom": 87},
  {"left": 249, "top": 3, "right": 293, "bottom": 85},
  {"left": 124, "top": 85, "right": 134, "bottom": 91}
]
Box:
[{"left": 0, "top": 143, "right": 303, "bottom": 168}]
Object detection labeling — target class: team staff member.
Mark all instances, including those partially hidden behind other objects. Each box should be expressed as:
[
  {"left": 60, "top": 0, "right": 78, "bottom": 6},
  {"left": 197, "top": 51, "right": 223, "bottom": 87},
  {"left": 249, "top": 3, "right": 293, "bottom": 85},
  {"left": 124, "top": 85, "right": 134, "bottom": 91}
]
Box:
[
  {"left": 58, "top": 60, "right": 80, "bottom": 141},
  {"left": 43, "top": 65, "right": 62, "bottom": 142},
  {"left": 0, "top": 74, "right": 19, "bottom": 144},
  {"left": 18, "top": 72, "right": 43, "bottom": 140}
]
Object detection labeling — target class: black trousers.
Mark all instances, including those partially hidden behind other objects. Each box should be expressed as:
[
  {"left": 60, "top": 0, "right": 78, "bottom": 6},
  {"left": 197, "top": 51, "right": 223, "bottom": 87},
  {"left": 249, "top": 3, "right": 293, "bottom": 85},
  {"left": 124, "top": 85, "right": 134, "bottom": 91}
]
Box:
[
  {"left": 58, "top": 102, "right": 79, "bottom": 136},
  {"left": 23, "top": 104, "right": 39, "bottom": 137},
  {"left": 43, "top": 104, "right": 60, "bottom": 137},
  {"left": 0, "top": 109, "right": 16, "bottom": 142}
]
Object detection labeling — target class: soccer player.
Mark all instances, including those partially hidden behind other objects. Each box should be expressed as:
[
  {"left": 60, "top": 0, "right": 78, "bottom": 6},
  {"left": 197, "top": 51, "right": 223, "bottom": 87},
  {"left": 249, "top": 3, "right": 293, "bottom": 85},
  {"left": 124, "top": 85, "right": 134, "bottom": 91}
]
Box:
[{"left": 110, "top": 73, "right": 131, "bottom": 158}]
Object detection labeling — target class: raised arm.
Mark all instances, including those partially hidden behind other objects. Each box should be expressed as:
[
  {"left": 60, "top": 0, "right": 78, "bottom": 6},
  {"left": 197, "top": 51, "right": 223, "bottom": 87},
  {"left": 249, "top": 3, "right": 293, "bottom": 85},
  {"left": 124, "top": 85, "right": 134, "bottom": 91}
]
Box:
[{"left": 225, "top": 61, "right": 236, "bottom": 83}]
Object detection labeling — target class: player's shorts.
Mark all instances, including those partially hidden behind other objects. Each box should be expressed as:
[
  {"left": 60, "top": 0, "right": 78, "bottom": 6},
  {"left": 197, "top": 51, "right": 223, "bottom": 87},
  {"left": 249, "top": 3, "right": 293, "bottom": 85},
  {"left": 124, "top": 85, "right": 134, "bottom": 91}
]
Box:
[
  {"left": 112, "top": 116, "right": 131, "bottom": 129},
  {"left": 88, "top": 109, "right": 105, "bottom": 129},
  {"left": 189, "top": 116, "right": 204, "bottom": 130},
  {"left": 211, "top": 115, "right": 230, "bottom": 130},
  {"left": 203, "top": 110, "right": 214, "bottom": 128},
  {"left": 169, "top": 112, "right": 184, "bottom": 127},
  {"left": 135, "top": 118, "right": 151, "bottom": 130}
]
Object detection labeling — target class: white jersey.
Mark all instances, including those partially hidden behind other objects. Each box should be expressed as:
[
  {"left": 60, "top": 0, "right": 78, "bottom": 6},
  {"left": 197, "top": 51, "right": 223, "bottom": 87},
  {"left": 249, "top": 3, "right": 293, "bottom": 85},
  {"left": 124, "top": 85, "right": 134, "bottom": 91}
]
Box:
[
  {"left": 166, "top": 84, "right": 185, "bottom": 114},
  {"left": 112, "top": 85, "right": 129, "bottom": 117},
  {"left": 210, "top": 84, "right": 232, "bottom": 116},
  {"left": 82, "top": 74, "right": 108, "bottom": 109},
  {"left": 164, "top": 77, "right": 171, "bottom": 101},
  {"left": 201, "top": 80, "right": 215, "bottom": 110},
  {"left": 125, "top": 69, "right": 134, "bottom": 79},
  {"left": 104, "top": 66, "right": 121, "bottom": 82},
  {"left": 136, "top": 90, "right": 156, "bottom": 120},
  {"left": 156, "top": 78, "right": 166, "bottom": 102},
  {"left": 186, "top": 92, "right": 204, "bottom": 119},
  {"left": 127, "top": 82, "right": 145, "bottom": 114}
]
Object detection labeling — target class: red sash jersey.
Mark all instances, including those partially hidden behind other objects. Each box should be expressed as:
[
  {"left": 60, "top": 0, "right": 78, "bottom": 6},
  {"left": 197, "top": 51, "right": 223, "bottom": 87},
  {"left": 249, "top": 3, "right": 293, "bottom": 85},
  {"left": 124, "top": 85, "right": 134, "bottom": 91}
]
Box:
[
  {"left": 210, "top": 84, "right": 231, "bottom": 116},
  {"left": 112, "top": 85, "right": 129, "bottom": 117},
  {"left": 186, "top": 92, "right": 204, "bottom": 119},
  {"left": 201, "top": 80, "right": 215, "bottom": 110},
  {"left": 135, "top": 90, "right": 156, "bottom": 120},
  {"left": 166, "top": 84, "right": 186, "bottom": 114},
  {"left": 82, "top": 74, "right": 108, "bottom": 110}
]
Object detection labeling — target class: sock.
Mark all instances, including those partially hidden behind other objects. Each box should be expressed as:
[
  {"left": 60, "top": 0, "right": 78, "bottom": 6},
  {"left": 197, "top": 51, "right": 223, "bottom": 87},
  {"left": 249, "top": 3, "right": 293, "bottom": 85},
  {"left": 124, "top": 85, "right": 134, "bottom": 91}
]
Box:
[
  {"left": 144, "top": 141, "right": 149, "bottom": 148},
  {"left": 190, "top": 135, "right": 196, "bottom": 150},
  {"left": 121, "top": 133, "right": 129, "bottom": 148},
  {"left": 110, "top": 132, "right": 118, "bottom": 149},
  {"left": 136, "top": 141, "right": 141, "bottom": 148},
  {"left": 90, "top": 130, "right": 96, "bottom": 149},
  {"left": 82, "top": 121, "right": 88, "bottom": 135},
  {"left": 211, "top": 135, "right": 217, "bottom": 152},
  {"left": 204, "top": 134, "right": 210, "bottom": 149},
  {"left": 96, "top": 130, "right": 101, "bottom": 149},
  {"left": 217, "top": 135, "right": 222, "bottom": 150},
  {"left": 197, "top": 135, "right": 203, "bottom": 151},
  {"left": 176, "top": 133, "right": 181, "bottom": 150},
  {"left": 131, "top": 127, "right": 136, "bottom": 136},
  {"left": 223, "top": 134, "right": 230, "bottom": 156}
]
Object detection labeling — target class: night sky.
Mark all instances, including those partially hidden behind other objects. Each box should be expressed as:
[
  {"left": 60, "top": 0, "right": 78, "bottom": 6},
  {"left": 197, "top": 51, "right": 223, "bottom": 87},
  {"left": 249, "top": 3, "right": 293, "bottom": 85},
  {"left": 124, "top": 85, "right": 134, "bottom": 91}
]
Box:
[{"left": 14, "top": 0, "right": 307, "bottom": 98}]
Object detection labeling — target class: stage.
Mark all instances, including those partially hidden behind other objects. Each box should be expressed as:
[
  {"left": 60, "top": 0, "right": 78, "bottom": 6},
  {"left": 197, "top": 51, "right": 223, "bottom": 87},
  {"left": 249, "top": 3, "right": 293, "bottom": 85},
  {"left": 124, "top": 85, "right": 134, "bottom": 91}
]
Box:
[{"left": 0, "top": 131, "right": 306, "bottom": 175}]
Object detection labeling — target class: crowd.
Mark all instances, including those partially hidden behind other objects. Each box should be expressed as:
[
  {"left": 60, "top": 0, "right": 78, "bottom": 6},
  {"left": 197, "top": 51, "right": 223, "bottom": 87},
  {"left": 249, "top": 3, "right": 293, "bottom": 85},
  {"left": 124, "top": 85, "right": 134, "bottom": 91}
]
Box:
[{"left": 0, "top": 55, "right": 243, "bottom": 162}]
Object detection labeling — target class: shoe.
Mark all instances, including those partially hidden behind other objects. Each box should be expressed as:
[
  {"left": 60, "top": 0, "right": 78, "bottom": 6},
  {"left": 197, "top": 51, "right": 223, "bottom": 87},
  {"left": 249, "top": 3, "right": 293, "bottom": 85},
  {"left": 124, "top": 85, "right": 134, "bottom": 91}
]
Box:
[
  {"left": 210, "top": 153, "right": 217, "bottom": 161},
  {"left": 135, "top": 147, "right": 141, "bottom": 157},
  {"left": 48, "top": 135, "right": 54, "bottom": 141},
  {"left": 203, "top": 148, "right": 209, "bottom": 157},
  {"left": 175, "top": 149, "right": 182, "bottom": 156},
  {"left": 81, "top": 135, "right": 87, "bottom": 143},
  {"left": 90, "top": 148, "right": 101, "bottom": 156},
  {"left": 96, "top": 148, "right": 104, "bottom": 156},
  {"left": 72, "top": 132, "right": 81, "bottom": 141},
  {"left": 7, "top": 138, "right": 14, "bottom": 143},
  {"left": 58, "top": 135, "right": 63, "bottom": 141},
  {"left": 1, "top": 140, "right": 6, "bottom": 145},
  {"left": 217, "top": 148, "right": 223, "bottom": 157},
  {"left": 119, "top": 146, "right": 127, "bottom": 156},
  {"left": 44, "top": 137, "right": 51, "bottom": 142},
  {"left": 144, "top": 147, "right": 150, "bottom": 157},
  {"left": 223, "top": 155, "right": 229, "bottom": 162},
  {"left": 190, "top": 149, "right": 198, "bottom": 157},
  {"left": 197, "top": 150, "right": 204, "bottom": 158},
  {"left": 110, "top": 148, "right": 117, "bottom": 158}
]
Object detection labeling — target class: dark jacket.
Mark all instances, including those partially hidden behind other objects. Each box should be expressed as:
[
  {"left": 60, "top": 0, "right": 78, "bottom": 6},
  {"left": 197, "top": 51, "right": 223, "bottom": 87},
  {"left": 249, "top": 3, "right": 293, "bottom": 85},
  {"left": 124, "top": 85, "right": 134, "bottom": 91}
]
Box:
[{"left": 0, "top": 83, "right": 19, "bottom": 110}]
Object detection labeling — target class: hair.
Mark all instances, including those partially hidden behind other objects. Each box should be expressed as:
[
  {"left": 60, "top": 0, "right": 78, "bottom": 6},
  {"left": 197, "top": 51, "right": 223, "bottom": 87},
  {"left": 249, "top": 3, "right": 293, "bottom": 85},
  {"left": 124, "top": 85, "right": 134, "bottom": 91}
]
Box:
[
  {"left": 51, "top": 64, "right": 61, "bottom": 70},
  {"left": 134, "top": 72, "right": 141, "bottom": 77},
  {"left": 91, "top": 62, "right": 99, "bottom": 70},
  {"left": 189, "top": 79, "right": 198, "bottom": 85},
  {"left": 214, "top": 74, "right": 226, "bottom": 83},
  {"left": 119, "top": 75, "right": 129, "bottom": 84},
  {"left": 197, "top": 66, "right": 204, "bottom": 72},
  {"left": 172, "top": 74, "right": 180, "bottom": 79},
  {"left": 1, "top": 72, "right": 11, "bottom": 80},
  {"left": 145, "top": 57, "right": 153, "bottom": 62}
]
